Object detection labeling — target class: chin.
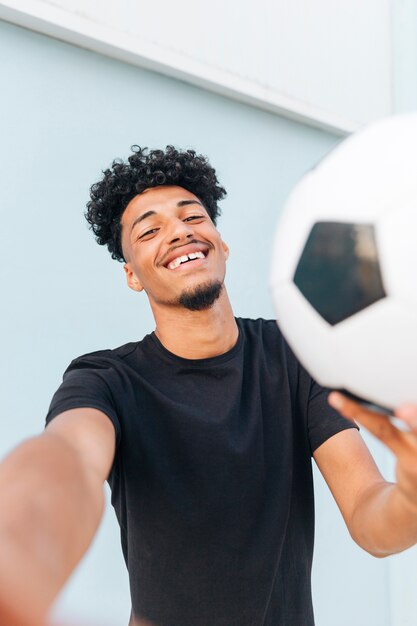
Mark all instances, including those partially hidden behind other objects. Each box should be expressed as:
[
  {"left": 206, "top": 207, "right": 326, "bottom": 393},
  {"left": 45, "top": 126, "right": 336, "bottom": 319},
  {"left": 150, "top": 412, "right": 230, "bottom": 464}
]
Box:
[{"left": 178, "top": 280, "right": 223, "bottom": 311}]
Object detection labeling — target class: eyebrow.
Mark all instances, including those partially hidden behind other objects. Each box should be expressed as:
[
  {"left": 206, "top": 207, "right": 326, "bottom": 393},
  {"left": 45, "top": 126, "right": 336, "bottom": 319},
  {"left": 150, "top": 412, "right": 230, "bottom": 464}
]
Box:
[{"left": 130, "top": 199, "right": 203, "bottom": 232}]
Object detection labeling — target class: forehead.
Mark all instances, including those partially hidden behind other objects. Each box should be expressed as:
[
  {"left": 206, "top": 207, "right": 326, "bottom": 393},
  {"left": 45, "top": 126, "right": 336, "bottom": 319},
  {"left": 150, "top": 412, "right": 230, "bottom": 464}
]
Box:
[{"left": 121, "top": 185, "right": 203, "bottom": 226}]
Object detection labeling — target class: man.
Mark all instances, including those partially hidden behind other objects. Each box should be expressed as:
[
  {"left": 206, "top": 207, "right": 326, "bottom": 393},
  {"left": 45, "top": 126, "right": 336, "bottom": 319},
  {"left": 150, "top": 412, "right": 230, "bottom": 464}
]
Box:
[{"left": 1, "top": 145, "right": 417, "bottom": 626}]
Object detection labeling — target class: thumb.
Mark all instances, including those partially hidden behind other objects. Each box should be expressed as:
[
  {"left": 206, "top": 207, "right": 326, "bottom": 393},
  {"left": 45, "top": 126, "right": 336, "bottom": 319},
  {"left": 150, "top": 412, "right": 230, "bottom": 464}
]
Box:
[{"left": 395, "top": 404, "right": 417, "bottom": 433}]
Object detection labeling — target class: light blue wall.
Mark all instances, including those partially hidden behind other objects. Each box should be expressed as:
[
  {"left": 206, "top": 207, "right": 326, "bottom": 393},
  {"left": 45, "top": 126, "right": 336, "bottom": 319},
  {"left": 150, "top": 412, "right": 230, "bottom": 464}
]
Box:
[
  {"left": 392, "top": 0, "right": 417, "bottom": 113},
  {"left": 0, "top": 19, "right": 388, "bottom": 626}
]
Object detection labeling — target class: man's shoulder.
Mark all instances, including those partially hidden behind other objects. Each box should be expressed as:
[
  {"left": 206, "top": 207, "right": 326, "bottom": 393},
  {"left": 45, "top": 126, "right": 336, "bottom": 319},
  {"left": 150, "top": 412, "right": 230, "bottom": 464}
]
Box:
[
  {"left": 236, "top": 316, "right": 283, "bottom": 339},
  {"left": 237, "top": 317, "right": 300, "bottom": 368},
  {"left": 67, "top": 339, "right": 145, "bottom": 371}
]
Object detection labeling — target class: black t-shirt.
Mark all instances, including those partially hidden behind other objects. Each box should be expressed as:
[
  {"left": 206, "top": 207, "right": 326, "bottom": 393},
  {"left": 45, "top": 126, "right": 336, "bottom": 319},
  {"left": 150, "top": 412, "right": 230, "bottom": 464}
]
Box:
[{"left": 46, "top": 318, "right": 357, "bottom": 626}]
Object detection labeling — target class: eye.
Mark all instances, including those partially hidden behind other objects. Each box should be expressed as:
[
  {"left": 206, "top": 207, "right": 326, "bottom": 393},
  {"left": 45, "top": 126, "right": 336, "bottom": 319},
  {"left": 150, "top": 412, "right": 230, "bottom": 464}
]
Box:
[
  {"left": 184, "top": 215, "right": 205, "bottom": 222},
  {"left": 138, "top": 228, "right": 159, "bottom": 240}
]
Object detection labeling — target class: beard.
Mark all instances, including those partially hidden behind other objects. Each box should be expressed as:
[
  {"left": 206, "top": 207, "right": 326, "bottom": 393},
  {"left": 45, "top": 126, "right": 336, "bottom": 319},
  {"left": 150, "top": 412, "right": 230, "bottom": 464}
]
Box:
[{"left": 178, "top": 280, "right": 223, "bottom": 311}]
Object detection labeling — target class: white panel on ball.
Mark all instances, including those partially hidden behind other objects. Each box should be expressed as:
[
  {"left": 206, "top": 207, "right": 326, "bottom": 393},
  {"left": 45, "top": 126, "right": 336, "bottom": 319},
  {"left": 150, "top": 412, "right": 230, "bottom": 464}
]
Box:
[
  {"left": 314, "top": 144, "right": 384, "bottom": 222},
  {"left": 312, "top": 115, "right": 417, "bottom": 227},
  {"left": 272, "top": 282, "right": 340, "bottom": 388},
  {"left": 376, "top": 203, "right": 417, "bottom": 306},
  {"left": 333, "top": 298, "right": 417, "bottom": 408}
]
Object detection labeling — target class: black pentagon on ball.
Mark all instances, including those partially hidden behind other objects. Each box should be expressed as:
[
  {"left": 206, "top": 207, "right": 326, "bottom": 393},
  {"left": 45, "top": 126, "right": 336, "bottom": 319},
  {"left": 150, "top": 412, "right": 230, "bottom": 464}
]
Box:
[{"left": 293, "top": 222, "right": 386, "bottom": 325}]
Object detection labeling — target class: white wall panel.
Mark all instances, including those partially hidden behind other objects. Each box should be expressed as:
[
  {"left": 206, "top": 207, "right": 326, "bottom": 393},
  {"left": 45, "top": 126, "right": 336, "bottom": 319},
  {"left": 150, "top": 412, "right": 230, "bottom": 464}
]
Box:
[
  {"left": 0, "top": 0, "right": 395, "bottom": 133},
  {"left": 264, "top": 0, "right": 392, "bottom": 125},
  {"left": 392, "top": 0, "right": 417, "bottom": 112}
]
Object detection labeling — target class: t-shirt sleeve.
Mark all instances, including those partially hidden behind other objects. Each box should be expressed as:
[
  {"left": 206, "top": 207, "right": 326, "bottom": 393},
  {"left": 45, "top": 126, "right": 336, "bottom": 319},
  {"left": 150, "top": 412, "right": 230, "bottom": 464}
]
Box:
[
  {"left": 307, "top": 377, "right": 359, "bottom": 455},
  {"left": 45, "top": 355, "right": 122, "bottom": 444}
]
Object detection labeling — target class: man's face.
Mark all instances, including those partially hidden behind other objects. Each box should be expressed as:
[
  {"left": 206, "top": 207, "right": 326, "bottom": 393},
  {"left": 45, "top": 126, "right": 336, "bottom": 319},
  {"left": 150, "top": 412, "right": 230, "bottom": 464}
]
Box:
[{"left": 121, "top": 185, "right": 229, "bottom": 309}]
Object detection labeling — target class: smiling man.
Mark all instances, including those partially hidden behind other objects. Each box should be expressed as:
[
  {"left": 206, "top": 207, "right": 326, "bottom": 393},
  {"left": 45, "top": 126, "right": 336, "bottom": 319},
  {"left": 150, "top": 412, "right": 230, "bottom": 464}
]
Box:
[
  {"left": 2, "top": 146, "right": 417, "bottom": 626},
  {"left": 122, "top": 186, "right": 229, "bottom": 317}
]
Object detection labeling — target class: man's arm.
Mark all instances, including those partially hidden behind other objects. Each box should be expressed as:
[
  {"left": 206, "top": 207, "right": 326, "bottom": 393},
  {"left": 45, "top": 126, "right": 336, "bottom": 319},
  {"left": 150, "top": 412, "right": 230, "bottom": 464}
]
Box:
[
  {"left": 314, "top": 399, "right": 417, "bottom": 558},
  {"left": 0, "top": 408, "right": 116, "bottom": 626}
]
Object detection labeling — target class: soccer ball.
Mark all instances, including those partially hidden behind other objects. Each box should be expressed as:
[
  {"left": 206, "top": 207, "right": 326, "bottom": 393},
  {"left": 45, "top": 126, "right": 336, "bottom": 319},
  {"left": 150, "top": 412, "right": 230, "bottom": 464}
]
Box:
[{"left": 270, "top": 114, "right": 417, "bottom": 410}]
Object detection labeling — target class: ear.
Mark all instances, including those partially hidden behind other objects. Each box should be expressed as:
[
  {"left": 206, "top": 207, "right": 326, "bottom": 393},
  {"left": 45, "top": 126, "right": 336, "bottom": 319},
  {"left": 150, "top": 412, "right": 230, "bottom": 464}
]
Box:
[
  {"left": 123, "top": 263, "right": 144, "bottom": 292},
  {"left": 221, "top": 239, "right": 230, "bottom": 260}
]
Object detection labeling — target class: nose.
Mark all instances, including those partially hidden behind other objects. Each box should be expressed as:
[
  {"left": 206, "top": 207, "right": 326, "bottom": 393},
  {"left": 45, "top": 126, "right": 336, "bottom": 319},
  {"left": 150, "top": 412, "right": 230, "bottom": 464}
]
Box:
[{"left": 167, "top": 218, "right": 194, "bottom": 245}]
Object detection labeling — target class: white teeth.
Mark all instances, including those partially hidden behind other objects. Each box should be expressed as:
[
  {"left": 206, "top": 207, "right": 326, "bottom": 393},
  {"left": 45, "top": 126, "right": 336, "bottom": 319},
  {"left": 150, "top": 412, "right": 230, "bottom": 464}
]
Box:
[
  {"left": 168, "top": 257, "right": 181, "bottom": 270},
  {"left": 167, "top": 250, "right": 206, "bottom": 269}
]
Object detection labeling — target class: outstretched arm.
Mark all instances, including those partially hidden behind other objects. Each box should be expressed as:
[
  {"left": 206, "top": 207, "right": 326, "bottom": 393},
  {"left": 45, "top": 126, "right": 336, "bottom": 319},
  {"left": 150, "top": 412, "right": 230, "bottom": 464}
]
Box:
[
  {"left": 0, "top": 408, "right": 116, "bottom": 626},
  {"left": 314, "top": 396, "right": 417, "bottom": 558}
]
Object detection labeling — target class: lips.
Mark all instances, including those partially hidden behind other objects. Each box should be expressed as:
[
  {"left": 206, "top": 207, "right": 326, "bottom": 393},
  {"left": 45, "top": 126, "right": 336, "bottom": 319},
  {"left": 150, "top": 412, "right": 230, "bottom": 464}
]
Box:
[
  {"left": 167, "top": 250, "right": 206, "bottom": 270},
  {"left": 162, "top": 243, "right": 210, "bottom": 269}
]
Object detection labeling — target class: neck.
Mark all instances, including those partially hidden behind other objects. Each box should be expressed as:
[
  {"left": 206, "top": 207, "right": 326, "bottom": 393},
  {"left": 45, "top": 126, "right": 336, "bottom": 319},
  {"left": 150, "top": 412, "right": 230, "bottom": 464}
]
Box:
[{"left": 151, "top": 287, "right": 238, "bottom": 359}]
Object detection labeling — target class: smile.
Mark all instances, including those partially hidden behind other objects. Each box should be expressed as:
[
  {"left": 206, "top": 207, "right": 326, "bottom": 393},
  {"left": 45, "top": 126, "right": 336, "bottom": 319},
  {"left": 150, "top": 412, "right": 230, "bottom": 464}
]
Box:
[
  {"left": 167, "top": 251, "right": 206, "bottom": 270},
  {"left": 163, "top": 244, "right": 210, "bottom": 270}
]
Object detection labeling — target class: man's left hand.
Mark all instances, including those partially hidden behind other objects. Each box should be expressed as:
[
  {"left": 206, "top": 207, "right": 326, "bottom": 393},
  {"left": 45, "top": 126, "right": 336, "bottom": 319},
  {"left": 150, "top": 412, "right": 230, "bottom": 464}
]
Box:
[{"left": 328, "top": 392, "right": 417, "bottom": 514}]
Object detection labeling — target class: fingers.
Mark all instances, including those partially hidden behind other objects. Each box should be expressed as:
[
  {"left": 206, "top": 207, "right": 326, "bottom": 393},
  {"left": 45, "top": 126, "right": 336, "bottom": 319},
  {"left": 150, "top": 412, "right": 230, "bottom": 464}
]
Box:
[
  {"left": 328, "top": 391, "right": 405, "bottom": 455},
  {"left": 395, "top": 404, "right": 417, "bottom": 434}
]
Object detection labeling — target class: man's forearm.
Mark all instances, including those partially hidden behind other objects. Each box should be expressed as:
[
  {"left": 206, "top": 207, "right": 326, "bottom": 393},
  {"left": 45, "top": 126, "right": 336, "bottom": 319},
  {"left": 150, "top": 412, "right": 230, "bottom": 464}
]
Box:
[
  {"left": 351, "top": 481, "right": 417, "bottom": 557},
  {"left": 0, "top": 433, "right": 105, "bottom": 626}
]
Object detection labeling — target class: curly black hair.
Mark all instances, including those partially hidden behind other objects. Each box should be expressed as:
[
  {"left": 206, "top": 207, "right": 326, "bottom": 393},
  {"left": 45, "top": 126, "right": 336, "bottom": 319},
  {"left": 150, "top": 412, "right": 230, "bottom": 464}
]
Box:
[{"left": 85, "top": 145, "right": 227, "bottom": 262}]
